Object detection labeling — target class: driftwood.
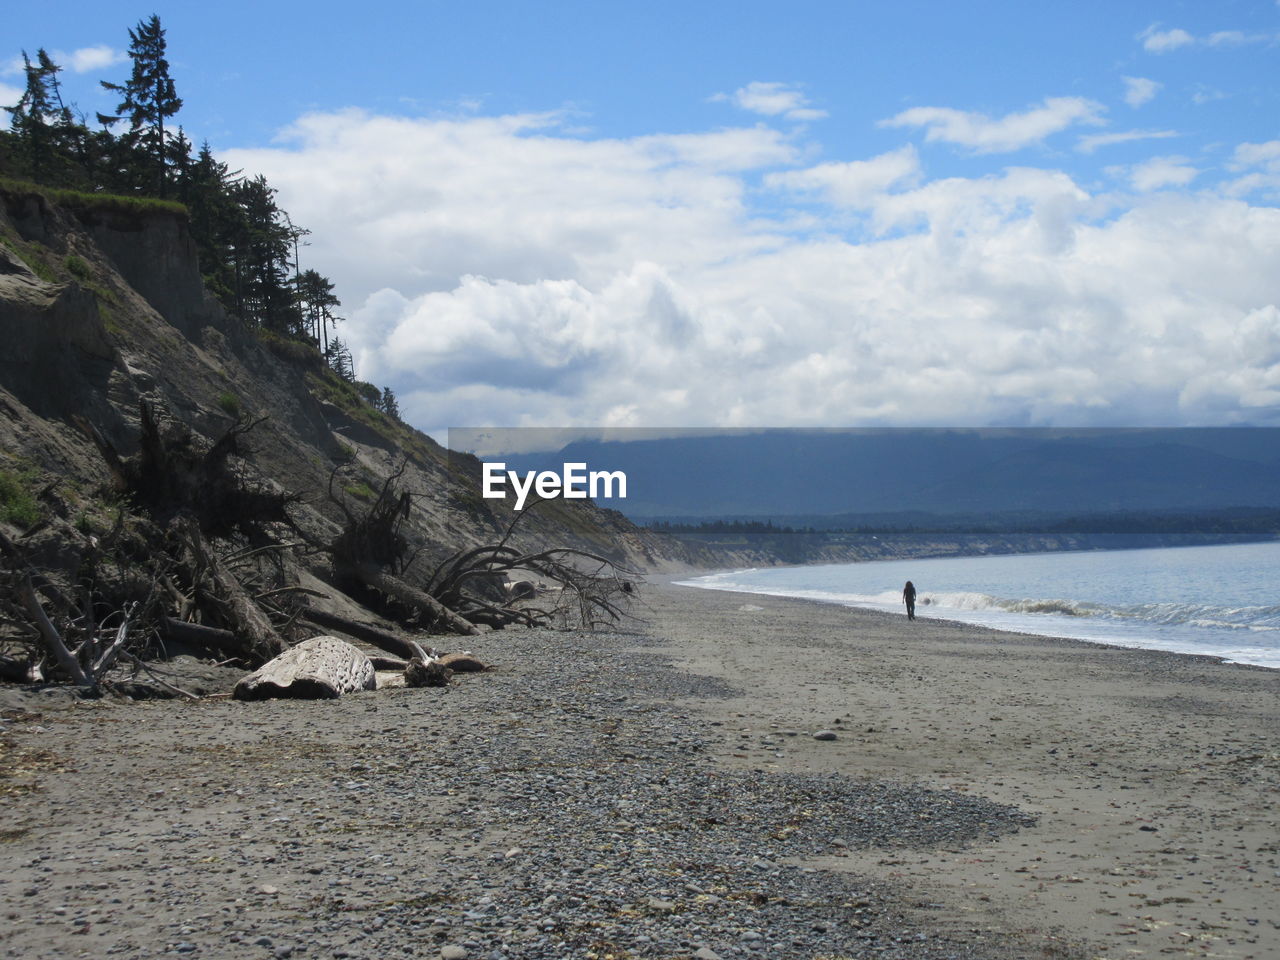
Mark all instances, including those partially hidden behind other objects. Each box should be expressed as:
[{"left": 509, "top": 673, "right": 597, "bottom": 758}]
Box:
[
  {"left": 161, "top": 617, "right": 242, "bottom": 658},
  {"left": 20, "top": 575, "right": 90, "bottom": 686},
  {"left": 347, "top": 563, "right": 480, "bottom": 636},
  {"left": 404, "top": 656, "right": 452, "bottom": 687},
  {"left": 298, "top": 607, "right": 438, "bottom": 661},
  {"left": 178, "top": 519, "right": 286, "bottom": 663},
  {"left": 233, "top": 635, "right": 375, "bottom": 701},
  {"left": 436, "top": 652, "right": 488, "bottom": 673}
]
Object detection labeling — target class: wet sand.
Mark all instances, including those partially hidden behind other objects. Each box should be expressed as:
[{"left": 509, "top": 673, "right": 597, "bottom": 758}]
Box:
[{"left": 649, "top": 580, "right": 1280, "bottom": 958}]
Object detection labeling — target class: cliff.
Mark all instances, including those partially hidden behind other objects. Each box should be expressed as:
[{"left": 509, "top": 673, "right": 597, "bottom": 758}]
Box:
[{"left": 0, "top": 181, "right": 695, "bottom": 683}]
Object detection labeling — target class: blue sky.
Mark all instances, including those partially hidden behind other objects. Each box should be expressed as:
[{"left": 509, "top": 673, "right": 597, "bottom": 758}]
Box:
[{"left": 7, "top": 2, "right": 1280, "bottom": 431}]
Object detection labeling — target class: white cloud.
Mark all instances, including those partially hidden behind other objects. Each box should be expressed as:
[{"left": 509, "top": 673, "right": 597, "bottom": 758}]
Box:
[
  {"left": 712, "top": 81, "right": 827, "bottom": 122},
  {"left": 1225, "top": 140, "right": 1280, "bottom": 196},
  {"left": 1231, "top": 140, "right": 1280, "bottom": 171},
  {"left": 881, "top": 97, "right": 1105, "bottom": 154},
  {"left": 1138, "top": 25, "right": 1276, "bottom": 53},
  {"left": 62, "top": 45, "right": 126, "bottom": 73},
  {"left": 1076, "top": 129, "right": 1178, "bottom": 154},
  {"left": 223, "top": 109, "right": 1280, "bottom": 432},
  {"left": 1122, "top": 76, "right": 1161, "bottom": 108},
  {"left": 1139, "top": 24, "right": 1195, "bottom": 53},
  {"left": 764, "top": 146, "right": 921, "bottom": 208},
  {"left": 3, "top": 45, "right": 125, "bottom": 77},
  {"left": 0, "top": 81, "right": 20, "bottom": 107},
  {"left": 1129, "top": 156, "right": 1198, "bottom": 191}
]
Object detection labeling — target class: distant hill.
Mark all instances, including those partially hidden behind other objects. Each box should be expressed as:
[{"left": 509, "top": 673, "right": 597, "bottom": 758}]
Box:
[{"left": 510, "top": 429, "right": 1280, "bottom": 520}]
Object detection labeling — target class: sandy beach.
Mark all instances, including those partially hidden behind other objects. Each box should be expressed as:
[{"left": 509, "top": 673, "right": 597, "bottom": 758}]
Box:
[
  {"left": 1, "top": 580, "right": 1277, "bottom": 959},
  {"left": 648, "top": 582, "right": 1280, "bottom": 958}
]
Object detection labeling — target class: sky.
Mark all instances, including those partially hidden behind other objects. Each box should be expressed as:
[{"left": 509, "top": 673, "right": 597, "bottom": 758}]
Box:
[{"left": 7, "top": 2, "right": 1280, "bottom": 434}]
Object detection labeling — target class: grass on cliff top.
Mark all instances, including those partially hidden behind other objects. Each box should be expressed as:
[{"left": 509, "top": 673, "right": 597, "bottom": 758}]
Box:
[{"left": 0, "top": 177, "right": 188, "bottom": 219}]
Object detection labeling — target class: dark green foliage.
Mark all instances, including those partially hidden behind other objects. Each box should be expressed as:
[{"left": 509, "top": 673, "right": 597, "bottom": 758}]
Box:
[
  {"left": 296, "top": 268, "right": 341, "bottom": 353},
  {"left": 3, "top": 50, "right": 74, "bottom": 184},
  {"left": 355, "top": 381, "right": 382, "bottom": 406},
  {"left": 327, "top": 337, "right": 356, "bottom": 382},
  {"left": 379, "top": 387, "right": 401, "bottom": 421},
  {"left": 4, "top": 19, "right": 345, "bottom": 356},
  {"left": 98, "top": 15, "right": 183, "bottom": 196}
]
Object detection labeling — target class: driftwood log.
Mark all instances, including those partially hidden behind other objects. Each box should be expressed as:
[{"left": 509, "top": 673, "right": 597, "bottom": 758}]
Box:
[
  {"left": 233, "top": 635, "right": 376, "bottom": 701},
  {"left": 436, "top": 652, "right": 488, "bottom": 673},
  {"left": 347, "top": 563, "right": 480, "bottom": 636},
  {"left": 177, "top": 519, "right": 287, "bottom": 663},
  {"left": 404, "top": 656, "right": 452, "bottom": 687},
  {"left": 299, "top": 607, "right": 437, "bottom": 661}
]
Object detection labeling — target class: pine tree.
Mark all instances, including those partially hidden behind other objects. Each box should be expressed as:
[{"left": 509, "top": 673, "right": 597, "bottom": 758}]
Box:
[
  {"left": 230, "top": 175, "right": 300, "bottom": 330},
  {"left": 296, "top": 269, "right": 341, "bottom": 349},
  {"left": 98, "top": 15, "right": 183, "bottom": 195},
  {"left": 5, "top": 50, "right": 63, "bottom": 182},
  {"left": 327, "top": 338, "right": 355, "bottom": 382},
  {"left": 380, "top": 387, "right": 400, "bottom": 421},
  {"left": 177, "top": 141, "right": 245, "bottom": 304}
]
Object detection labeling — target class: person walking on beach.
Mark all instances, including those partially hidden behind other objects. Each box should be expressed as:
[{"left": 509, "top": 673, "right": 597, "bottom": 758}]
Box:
[{"left": 903, "top": 580, "right": 917, "bottom": 620}]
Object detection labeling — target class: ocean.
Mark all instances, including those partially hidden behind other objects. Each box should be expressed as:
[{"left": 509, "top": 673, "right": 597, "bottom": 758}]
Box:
[{"left": 677, "top": 540, "right": 1280, "bottom": 669}]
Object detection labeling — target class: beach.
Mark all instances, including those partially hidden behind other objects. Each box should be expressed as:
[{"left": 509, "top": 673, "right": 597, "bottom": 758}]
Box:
[{"left": 1, "top": 581, "right": 1277, "bottom": 959}]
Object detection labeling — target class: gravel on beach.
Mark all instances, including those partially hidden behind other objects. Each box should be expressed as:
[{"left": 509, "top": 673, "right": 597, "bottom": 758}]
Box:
[{"left": 0, "top": 616, "right": 1052, "bottom": 960}]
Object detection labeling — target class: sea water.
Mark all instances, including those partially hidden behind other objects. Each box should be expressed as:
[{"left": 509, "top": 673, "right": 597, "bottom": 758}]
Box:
[{"left": 678, "top": 540, "right": 1280, "bottom": 669}]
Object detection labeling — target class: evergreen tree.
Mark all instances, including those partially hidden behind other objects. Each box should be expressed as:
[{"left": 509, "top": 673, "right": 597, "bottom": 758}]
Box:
[
  {"left": 177, "top": 141, "right": 245, "bottom": 304},
  {"left": 230, "top": 175, "right": 299, "bottom": 331},
  {"left": 380, "top": 387, "right": 400, "bottom": 421},
  {"left": 98, "top": 15, "right": 183, "bottom": 195},
  {"left": 4, "top": 50, "right": 64, "bottom": 182},
  {"left": 296, "top": 269, "right": 341, "bottom": 349},
  {"left": 327, "top": 338, "right": 355, "bottom": 382}
]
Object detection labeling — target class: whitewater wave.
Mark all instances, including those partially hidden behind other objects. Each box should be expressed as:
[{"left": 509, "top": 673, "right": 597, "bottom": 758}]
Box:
[{"left": 680, "top": 577, "right": 1280, "bottom": 633}]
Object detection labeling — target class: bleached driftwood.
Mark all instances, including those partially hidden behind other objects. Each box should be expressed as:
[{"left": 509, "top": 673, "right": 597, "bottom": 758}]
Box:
[{"left": 233, "top": 635, "right": 376, "bottom": 701}]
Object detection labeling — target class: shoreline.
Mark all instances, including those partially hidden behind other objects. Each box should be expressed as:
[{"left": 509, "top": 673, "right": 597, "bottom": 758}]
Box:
[
  {"left": 671, "top": 540, "right": 1280, "bottom": 671},
  {"left": 645, "top": 579, "right": 1280, "bottom": 959},
  {"left": 0, "top": 580, "right": 1276, "bottom": 959}
]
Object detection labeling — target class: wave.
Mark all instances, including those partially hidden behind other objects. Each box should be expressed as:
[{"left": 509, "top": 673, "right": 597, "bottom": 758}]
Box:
[
  {"left": 680, "top": 575, "right": 1280, "bottom": 633},
  {"left": 925, "top": 593, "right": 1280, "bottom": 631}
]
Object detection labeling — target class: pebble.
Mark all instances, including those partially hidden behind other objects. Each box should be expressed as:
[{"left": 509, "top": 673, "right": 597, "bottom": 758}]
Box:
[
  {"left": 813, "top": 730, "right": 839, "bottom": 741},
  {"left": 0, "top": 624, "right": 1034, "bottom": 960}
]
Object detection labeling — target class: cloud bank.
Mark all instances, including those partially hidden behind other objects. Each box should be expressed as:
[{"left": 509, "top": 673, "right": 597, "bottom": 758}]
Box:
[{"left": 223, "top": 104, "right": 1280, "bottom": 433}]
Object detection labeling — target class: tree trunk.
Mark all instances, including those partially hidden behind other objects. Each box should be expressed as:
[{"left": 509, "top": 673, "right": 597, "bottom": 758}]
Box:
[
  {"left": 344, "top": 563, "right": 480, "bottom": 636},
  {"left": 298, "top": 607, "right": 436, "bottom": 661},
  {"left": 180, "top": 520, "right": 286, "bottom": 663}
]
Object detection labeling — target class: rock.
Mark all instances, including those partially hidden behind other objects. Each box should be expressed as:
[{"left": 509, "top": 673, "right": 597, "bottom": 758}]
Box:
[
  {"left": 646, "top": 897, "right": 676, "bottom": 913},
  {"left": 440, "top": 946, "right": 468, "bottom": 960},
  {"left": 694, "top": 949, "right": 723, "bottom": 960},
  {"left": 813, "top": 730, "right": 838, "bottom": 741}
]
